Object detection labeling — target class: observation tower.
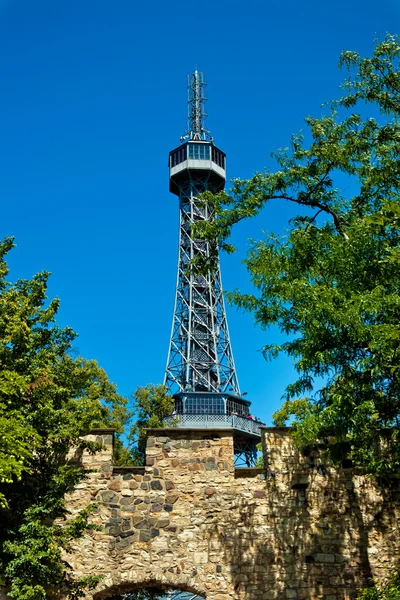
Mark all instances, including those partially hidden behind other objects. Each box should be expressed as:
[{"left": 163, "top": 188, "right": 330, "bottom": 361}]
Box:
[{"left": 164, "top": 71, "right": 263, "bottom": 466}]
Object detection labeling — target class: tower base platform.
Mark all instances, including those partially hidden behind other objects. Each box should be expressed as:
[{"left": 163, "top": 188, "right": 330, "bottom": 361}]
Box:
[{"left": 165, "top": 415, "right": 264, "bottom": 467}]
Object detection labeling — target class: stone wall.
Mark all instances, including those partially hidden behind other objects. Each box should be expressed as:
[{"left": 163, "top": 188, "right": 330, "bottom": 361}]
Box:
[{"left": 5, "top": 427, "right": 400, "bottom": 600}]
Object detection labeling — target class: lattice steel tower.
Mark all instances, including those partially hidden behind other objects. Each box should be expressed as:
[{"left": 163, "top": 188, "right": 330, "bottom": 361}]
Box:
[{"left": 164, "top": 71, "right": 263, "bottom": 466}]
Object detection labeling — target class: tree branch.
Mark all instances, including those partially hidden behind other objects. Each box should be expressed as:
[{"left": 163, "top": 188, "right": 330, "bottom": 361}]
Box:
[
  {"left": 268, "top": 195, "right": 349, "bottom": 238},
  {"left": 305, "top": 208, "right": 324, "bottom": 231}
]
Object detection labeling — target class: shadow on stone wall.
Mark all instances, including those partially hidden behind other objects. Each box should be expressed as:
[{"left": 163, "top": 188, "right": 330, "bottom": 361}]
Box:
[
  {"left": 207, "top": 490, "right": 276, "bottom": 599},
  {"left": 207, "top": 449, "right": 383, "bottom": 600}
]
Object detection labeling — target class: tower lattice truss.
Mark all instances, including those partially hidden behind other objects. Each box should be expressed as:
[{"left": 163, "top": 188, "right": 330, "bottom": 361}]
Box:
[{"left": 165, "top": 177, "right": 240, "bottom": 396}]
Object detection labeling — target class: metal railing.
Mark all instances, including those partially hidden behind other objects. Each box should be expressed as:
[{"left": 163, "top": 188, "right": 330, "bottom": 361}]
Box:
[{"left": 167, "top": 413, "right": 264, "bottom": 436}]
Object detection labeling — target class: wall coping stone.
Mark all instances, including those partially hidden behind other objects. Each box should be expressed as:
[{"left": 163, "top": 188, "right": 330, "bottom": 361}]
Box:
[
  {"left": 87, "top": 428, "right": 117, "bottom": 435},
  {"left": 234, "top": 467, "right": 265, "bottom": 478},
  {"left": 145, "top": 427, "right": 234, "bottom": 436},
  {"left": 113, "top": 466, "right": 146, "bottom": 475},
  {"left": 260, "top": 426, "right": 291, "bottom": 433}
]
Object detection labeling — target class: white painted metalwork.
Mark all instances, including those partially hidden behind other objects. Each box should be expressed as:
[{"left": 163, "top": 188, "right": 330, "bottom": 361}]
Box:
[{"left": 170, "top": 159, "right": 225, "bottom": 179}]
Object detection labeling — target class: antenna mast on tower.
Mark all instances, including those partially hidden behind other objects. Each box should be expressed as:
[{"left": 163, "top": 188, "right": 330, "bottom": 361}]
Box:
[{"left": 185, "top": 70, "right": 211, "bottom": 141}]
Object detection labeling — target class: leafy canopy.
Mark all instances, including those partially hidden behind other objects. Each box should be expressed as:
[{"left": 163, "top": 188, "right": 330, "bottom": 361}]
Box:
[
  {"left": 197, "top": 34, "right": 400, "bottom": 477},
  {"left": 0, "top": 238, "right": 131, "bottom": 599},
  {"left": 357, "top": 568, "right": 400, "bottom": 600},
  {"left": 117, "top": 384, "right": 176, "bottom": 466}
]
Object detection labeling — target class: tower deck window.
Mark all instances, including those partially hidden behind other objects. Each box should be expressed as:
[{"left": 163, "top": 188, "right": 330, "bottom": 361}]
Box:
[
  {"left": 185, "top": 396, "right": 225, "bottom": 414},
  {"left": 171, "top": 145, "right": 187, "bottom": 167},
  {"left": 189, "top": 144, "right": 210, "bottom": 160},
  {"left": 212, "top": 146, "right": 226, "bottom": 168}
]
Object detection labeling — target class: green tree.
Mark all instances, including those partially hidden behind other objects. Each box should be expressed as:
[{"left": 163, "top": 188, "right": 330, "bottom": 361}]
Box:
[
  {"left": 199, "top": 34, "right": 400, "bottom": 477},
  {"left": 0, "top": 238, "right": 131, "bottom": 600},
  {"left": 118, "top": 384, "right": 176, "bottom": 465},
  {"left": 357, "top": 568, "right": 400, "bottom": 600},
  {"left": 197, "top": 33, "right": 400, "bottom": 598}
]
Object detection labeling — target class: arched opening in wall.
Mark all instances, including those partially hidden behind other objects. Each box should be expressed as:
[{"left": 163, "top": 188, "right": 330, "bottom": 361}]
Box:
[
  {"left": 99, "top": 587, "right": 205, "bottom": 600},
  {"left": 109, "top": 593, "right": 203, "bottom": 600}
]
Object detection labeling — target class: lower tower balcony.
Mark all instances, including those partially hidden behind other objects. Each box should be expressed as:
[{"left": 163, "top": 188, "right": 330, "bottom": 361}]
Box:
[
  {"left": 168, "top": 392, "right": 265, "bottom": 438},
  {"left": 171, "top": 412, "right": 264, "bottom": 437}
]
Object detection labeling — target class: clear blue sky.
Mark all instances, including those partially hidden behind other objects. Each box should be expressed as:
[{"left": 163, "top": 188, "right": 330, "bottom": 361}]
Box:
[{"left": 0, "top": 0, "right": 397, "bottom": 424}]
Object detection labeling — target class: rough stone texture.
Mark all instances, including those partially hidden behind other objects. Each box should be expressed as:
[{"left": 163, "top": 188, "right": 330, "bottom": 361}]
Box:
[{"left": 3, "top": 427, "right": 400, "bottom": 600}]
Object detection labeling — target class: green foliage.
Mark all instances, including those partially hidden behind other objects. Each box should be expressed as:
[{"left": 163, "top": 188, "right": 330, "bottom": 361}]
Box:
[
  {"left": 255, "top": 443, "right": 264, "bottom": 467},
  {"left": 0, "top": 238, "right": 130, "bottom": 599},
  {"left": 118, "top": 384, "right": 176, "bottom": 466},
  {"left": 357, "top": 569, "right": 400, "bottom": 599},
  {"left": 200, "top": 34, "right": 400, "bottom": 479},
  {"left": 0, "top": 371, "right": 40, "bottom": 508}
]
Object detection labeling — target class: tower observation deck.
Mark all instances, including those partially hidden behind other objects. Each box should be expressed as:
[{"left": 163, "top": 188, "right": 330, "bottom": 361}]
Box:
[{"left": 164, "top": 71, "right": 264, "bottom": 466}]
